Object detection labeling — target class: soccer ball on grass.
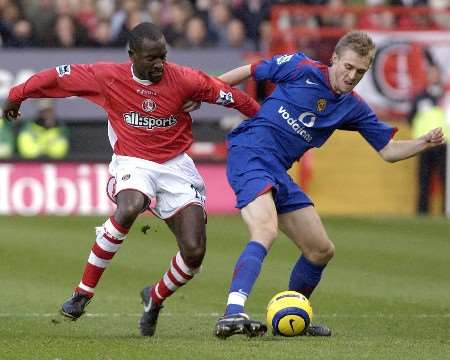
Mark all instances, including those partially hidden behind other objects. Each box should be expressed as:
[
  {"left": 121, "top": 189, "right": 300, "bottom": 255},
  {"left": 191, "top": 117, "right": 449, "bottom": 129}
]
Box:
[{"left": 266, "top": 290, "right": 313, "bottom": 336}]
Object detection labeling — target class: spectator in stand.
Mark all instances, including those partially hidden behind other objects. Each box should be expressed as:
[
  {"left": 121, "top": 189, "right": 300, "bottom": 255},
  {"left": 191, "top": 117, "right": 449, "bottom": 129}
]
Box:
[
  {"left": 110, "top": 0, "right": 151, "bottom": 42},
  {"left": 207, "top": 2, "right": 233, "bottom": 47},
  {"left": 1, "top": 0, "right": 20, "bottom": 25},
  {"left": 224, "top": 18, "right": 254, "bottom": 50},
  {"left": 96, "top": 0, "right": 116, "bottom": 21},
  {"left": 17, "top": 99, "right": 70, "bottom": 160},
  {"left": 20, "top": 0, "right": 56, "bottom": 46},
  {"left": 408, "top": 63, "right": 448, "bottom": 215},
  {"left": 112, "top": 9, "right": 147, "bottom": 47},
  {"left": 0, "top": 0, "right": 37, "bottom": 47},
  {"left": 319, "top": 0, "right": 345, "bottom": 28},
  {"left": 75, "top": 0, "right": 97, "bottom": 40},
  {"left": 54, "top": 0, "right": 77, "bottom": 16},
  {"left": 358, "top": 0, "right": 395, "bottom": 30},
  {"left": 0, "top": 19, "right": 10, "bottom": 46},
  {"left": 257, "top": 20, "right": 271, "bottom": 53},
  {"left": 162, "top": 0, "right": 194, "bottom": 48},
  {"left": 182, "top": 16, "right": 215, "bottom": 48},
  {"left": 147, "top": 0, "right": 163, "bottom": 27},
  {"left": 429, "top": 0, "right": 450, "bottom": 29},
  {"left": 50, "top": 14, "right": 89, "bottom": 47},
  {"left": 6, "top": 19, "right": 36, "bottom": 47},
  {"left": 230, "top": 0, "right": 271, "bottom": 49},
  {"left": 89, "top": 19, "right": 113, "bottom": 47},
  {"left": 0, "top": 0, "right": 20, "bottom": 43}
]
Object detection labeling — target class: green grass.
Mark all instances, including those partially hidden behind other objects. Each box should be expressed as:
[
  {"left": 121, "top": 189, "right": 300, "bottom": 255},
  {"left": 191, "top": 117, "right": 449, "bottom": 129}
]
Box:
[{"left": 0, "top": 215, "right": 449, "bottom": 359}]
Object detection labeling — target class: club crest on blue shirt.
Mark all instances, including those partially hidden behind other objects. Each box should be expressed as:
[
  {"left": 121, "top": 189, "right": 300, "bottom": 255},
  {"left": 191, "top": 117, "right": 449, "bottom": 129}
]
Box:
[
  {"left": 316, "top": 99, "right": 327, "bottom": 112},
  {"left": 142, "top": 99, "right": 156, "bottom": 112}
]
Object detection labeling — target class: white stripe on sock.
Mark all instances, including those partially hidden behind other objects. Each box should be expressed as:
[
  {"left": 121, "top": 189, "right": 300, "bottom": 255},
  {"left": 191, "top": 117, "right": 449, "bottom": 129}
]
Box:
[
  {"left": 88, "top": 252, "right": 110, "bottom": 268},
  {"left": 175, "top": 252, "right": 193, "bottom": 276},
  {"left": 103, "top": 219, "right": 127, "bottom": 240},
  {"left": 154, "top": 283, "right": 163, "bottom": 300},
  {"left": 78, "top": 282, "right": 95, "bottom": 293},
  {"left": 170, "top": 266, "right": 189, "bottom": 284},
  {"left": 96, "top": 234, "right": 122, "bottom": 253},
  {"left": 163, "top": 273, "right": 177, "bottom": 291}
]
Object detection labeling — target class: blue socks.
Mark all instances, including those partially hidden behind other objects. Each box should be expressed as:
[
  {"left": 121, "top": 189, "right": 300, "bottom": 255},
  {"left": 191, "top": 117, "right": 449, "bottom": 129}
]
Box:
[
  {"left": 288, "top": 255, "right": 326, "bottom": 298},
  {"left": 225, "top": 241, "right": 267, "bottom": 316}
]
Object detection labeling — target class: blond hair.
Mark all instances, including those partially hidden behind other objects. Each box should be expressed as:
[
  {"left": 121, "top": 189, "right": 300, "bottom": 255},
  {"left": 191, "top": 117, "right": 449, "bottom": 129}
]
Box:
[{"left": 334, "top": 31, "right": 376, "bottom": 61}]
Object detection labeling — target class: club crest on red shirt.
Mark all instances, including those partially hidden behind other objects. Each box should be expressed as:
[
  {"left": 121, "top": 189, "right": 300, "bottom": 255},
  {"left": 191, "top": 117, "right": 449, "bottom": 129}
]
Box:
[{"left": 142, "top": 99, "right": 156, "bottom": 112}]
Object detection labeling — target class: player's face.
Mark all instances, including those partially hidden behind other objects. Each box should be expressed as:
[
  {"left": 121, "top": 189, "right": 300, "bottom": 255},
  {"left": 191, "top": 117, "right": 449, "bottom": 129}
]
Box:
[
  {"left": 329, "top": 49, "right": 372, "bottom": 94},
  {"left": 130, "top": 37, "right": 167, "bottom": 83}
]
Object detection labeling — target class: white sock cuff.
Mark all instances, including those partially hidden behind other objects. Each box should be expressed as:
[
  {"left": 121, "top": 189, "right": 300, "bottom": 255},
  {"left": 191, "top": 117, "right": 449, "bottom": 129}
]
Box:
[
  {"left": 103, "top": 218, "right": 127, "bottom": 240},
  {"left": 175, "top": 252, "right": 195, "bottom": 276},
  {"left": 227, "top": 292, "right": 247, "bottom": 306}
]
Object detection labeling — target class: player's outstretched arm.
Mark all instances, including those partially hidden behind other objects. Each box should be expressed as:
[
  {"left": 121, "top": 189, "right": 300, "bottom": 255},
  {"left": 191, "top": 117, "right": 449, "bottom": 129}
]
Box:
[
  {"left": 378, "top": 127, "right": 445, "bottom": 163},
  {"left": 7, "top": 65, "right": 103, "bottom": 111},
  {"left": 181, "top": 65, "right": 253, "bottom": 113},
  {"left": 219, "top": 65, "right": 252, "bottom": 86},
  {"left": 2, "top": 99, "right": 21, "bottom": 122}
]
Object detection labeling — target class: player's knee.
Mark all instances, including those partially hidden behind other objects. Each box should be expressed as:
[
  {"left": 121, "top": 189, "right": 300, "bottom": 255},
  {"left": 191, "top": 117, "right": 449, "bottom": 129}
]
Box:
[
  {"left": 181, "top": 242, "right": 206, "bottom": 269},
  {"left": 250, "top": 223, "right": 278, "bottom": 244},
  {"left": 115, "top": 204, "right": 141, "bottom": 227},
  {"left": 316, "top": 241, "right": 335, "bottom": 263},
  {"left": 306, "top": 240, "right": 334, "bottom": 264}
]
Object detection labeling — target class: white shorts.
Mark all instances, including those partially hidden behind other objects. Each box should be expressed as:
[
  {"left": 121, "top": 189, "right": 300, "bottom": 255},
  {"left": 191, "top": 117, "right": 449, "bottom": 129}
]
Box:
[{"left": 107, "top": 153, "right": 206, "bottom": 219}]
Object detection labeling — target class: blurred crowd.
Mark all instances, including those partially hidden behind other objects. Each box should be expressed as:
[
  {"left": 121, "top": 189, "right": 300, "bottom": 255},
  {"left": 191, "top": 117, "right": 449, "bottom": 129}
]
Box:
[
  {"left": 1, "top": 0, "right": 449, "bottom": 51},
  {"left": 0, "top": 0, "right": 273, "bottom": 50}
]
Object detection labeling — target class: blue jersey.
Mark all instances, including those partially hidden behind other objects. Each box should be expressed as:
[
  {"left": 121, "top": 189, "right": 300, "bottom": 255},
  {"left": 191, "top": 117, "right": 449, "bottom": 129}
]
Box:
[{"left": 228, "top": 53, "right": 397, "bottom": 169}]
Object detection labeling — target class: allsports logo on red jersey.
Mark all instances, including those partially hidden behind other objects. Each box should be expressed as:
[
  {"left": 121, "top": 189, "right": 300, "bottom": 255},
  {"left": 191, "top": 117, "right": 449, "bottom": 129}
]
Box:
[{"left": 123, "top": 112, "right": 177, "bottom": 130}]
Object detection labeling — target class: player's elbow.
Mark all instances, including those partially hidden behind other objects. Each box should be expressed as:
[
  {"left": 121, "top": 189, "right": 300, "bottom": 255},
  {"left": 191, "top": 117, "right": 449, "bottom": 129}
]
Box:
[
  {"left": 379, "top": 151, "right": 398, "bottom": 163},
  {"left": 378, "top": 141, "right": 399, "bottom": 163}
]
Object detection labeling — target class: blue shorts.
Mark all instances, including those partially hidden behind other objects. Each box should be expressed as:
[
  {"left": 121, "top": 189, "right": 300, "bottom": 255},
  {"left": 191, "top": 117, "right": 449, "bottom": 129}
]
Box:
[{"left": 227, "top": 146, "right": 313, "bottom": 213}]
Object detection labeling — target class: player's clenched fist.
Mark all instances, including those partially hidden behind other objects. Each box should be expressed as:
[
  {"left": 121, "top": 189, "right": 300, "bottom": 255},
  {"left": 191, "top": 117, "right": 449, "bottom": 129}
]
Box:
[
  {"left": 2, "top": 99, "right": 21, "bottom": 121},
  {"left": 422, "top": 127, "right": 445, "bottom": 146}
]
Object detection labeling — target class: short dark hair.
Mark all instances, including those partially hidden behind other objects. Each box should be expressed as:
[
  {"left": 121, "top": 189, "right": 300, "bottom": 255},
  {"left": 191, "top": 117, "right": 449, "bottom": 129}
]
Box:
[
  {"left": 128, "top": 22, "right": 164, "bottom": 51},
  {"left": 334, "top": 31, "right": 375, "bottom": 61}
]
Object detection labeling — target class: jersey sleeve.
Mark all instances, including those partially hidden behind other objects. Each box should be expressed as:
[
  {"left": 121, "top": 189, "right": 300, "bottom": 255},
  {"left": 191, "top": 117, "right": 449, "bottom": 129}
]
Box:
[
  {"left": 185, "top": 68, "right": 260, "bottom": 118},
  {"left": 340, "top": 97, "right": 398, "bottom": 151},
  {"left": 250, "top": 53, "right": 304, "bottom": 83},
  {"left": 8, "top": 64, "right": 106, "bottom": 107}
]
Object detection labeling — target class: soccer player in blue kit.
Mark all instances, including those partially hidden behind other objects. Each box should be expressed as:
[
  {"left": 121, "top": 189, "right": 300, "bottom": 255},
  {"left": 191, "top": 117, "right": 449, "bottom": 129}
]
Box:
[{"left": 214, "top": 31, "right": 445, "bottom": 338}]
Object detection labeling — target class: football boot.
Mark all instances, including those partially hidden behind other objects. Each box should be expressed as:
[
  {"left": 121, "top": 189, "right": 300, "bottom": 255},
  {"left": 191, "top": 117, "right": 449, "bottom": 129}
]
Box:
[
  {"left": 215, "top": 313, "right": 267, "bottom": 339},
  {"left": 139, "top": 285, "right": 163, "bottom": 337}
]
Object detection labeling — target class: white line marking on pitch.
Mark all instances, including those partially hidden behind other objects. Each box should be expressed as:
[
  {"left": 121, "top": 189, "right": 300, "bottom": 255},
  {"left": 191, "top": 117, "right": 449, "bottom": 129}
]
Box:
[{"left": 0, "top": 313, "right": 448, "bottom": 318}]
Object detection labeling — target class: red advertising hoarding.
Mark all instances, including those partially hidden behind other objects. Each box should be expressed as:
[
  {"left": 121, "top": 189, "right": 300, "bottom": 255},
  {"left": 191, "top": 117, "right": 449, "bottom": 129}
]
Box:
[{"left": 0, "top": 163, "right": 237, "bottom": 216}]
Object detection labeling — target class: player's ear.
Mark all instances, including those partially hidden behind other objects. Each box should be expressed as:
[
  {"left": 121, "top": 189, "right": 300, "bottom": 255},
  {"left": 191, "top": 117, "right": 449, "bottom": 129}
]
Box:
[
  {"left": 128, "top": 49, "right": 134, "bottom": 59},
  {"left": 331, "top": 53, "right": 337, "bottom": 65}
]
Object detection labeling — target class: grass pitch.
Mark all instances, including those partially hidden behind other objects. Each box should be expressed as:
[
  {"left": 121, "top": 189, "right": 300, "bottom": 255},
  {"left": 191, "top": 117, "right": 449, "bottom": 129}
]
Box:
[{"left": 0, "top": 215, "right": 449, "bottom": 359}]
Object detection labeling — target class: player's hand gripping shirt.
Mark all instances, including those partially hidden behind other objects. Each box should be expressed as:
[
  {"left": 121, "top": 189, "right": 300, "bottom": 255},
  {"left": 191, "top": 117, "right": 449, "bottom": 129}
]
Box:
[
  {"left": 8, "top": 62, "right": 259, "bottom": 163},
  {"left": 228, "top": 53, "right": 397, "bottom": 169}
]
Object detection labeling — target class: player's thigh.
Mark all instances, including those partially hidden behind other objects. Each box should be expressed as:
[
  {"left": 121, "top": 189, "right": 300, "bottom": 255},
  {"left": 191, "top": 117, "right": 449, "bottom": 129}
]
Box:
[
  {"left": 278, "top": 206, "right": 334, "bottom": 262},
  {"left": 109, "top": 156, "right": 156, "bottom": 204},
  {"left": 241, "top": 191, "right": 278, "bottom": 249},
  {"left": 154, "top": 154, "right": 206, "bottom": 219}
]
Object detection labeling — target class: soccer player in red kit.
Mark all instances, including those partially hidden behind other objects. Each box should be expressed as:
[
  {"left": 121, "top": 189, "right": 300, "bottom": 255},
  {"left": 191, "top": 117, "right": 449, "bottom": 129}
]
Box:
[{"left": 2, "top": 22, "right": 259, "bottom": 336}]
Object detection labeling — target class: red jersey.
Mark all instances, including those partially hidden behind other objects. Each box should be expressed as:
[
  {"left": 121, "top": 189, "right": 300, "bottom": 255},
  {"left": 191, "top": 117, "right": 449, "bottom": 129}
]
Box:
[{"left": 8, "top": 62, "right": 260, "bottom": 163}]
